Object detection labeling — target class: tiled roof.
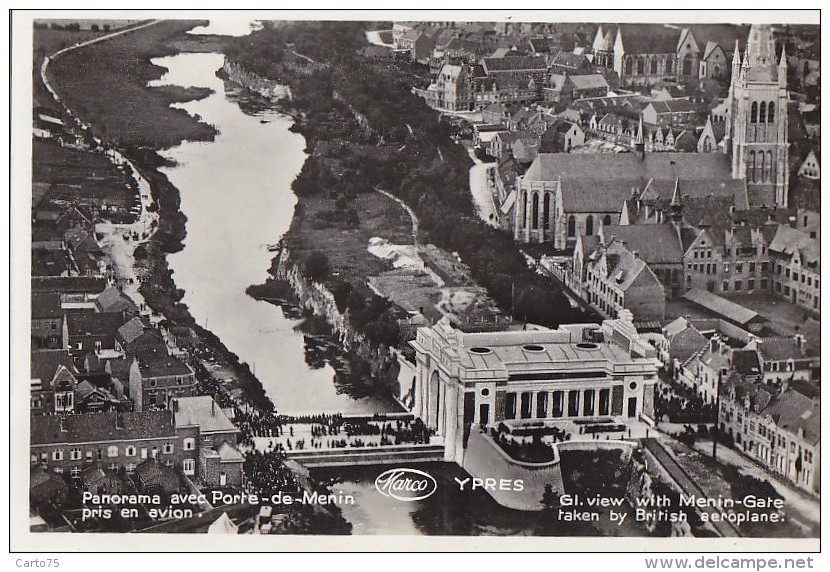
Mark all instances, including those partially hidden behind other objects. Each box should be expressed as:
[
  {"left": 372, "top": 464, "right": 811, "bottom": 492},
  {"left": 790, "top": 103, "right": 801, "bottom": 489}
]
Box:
[
  {"left": 172, "top": 396, "right": 236, "bottom": 434},
  {"left": 116, "top": 316, "right": 148, "bottom": 346},
  {"left": 756, "top": 337, "right": 805, "bottom": 362},
  {"left": 568, "top": 74, "right": 609, "bottom": 90},
  {"left": 617, "top": 24, "right": 681, "bottom": 54},
  {"left": 136, "top": 352, "right": 193, "bottom": 379},
  {"left": 647, "top": 100, "right": 696, "bottom": 114},
  {"left": 482, "top": 56, "right": 547, "bottom": 72},
  {"left": 66, "top": 312, "right": 127, "bottom": 339},
  {"left": 763, "top": 386, "right": 820, "bottom": 445},
  {"left": 768, "top": 225, "right": 819, "bottom": 266},
  {"left": 30, "top": 410, "right": 177, "bottom": 446},
  {"left": 731, "top": 349, "right": 762, "bottom": 376},
  {"left": 560, "top": 179, "right": 637, "bottom": 213},
  {"left": 31, "top": 276, "right": 107, "bottom": 295},
  {"left": 598, "top": 240, "right": 661, "bottom": 292},
  {"left": 31, "top": 292, "right": 63, "bottom": 320},
  {"left": 682, "top": 288, "right": 761, "bottom": 325},
  {"left": 601, "top": 224, "right": 684, "bottom": 264},
  {"left": 669, "top": 325, "right": 708, "bottom": 365},
  {"left": 217, "top": 442, "right": 244, "bottom": 463},
  {"left": 552, "top": 51, "right": 588, "bottom": 69},
  {"left": 525, "top": 152, "right": 734, "bottom": 184},
  {"left": 95, "top": 286, "right": 138, "bottom": 313},
  {"left": 31, "top": 349, "right": 76, "bottom": 385}
]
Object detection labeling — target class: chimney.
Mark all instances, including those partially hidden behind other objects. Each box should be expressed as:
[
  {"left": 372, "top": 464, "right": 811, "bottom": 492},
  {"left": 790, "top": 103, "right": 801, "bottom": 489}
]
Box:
[
  {"left": 710, "top": 333, "right": 720, "bottom": 352},
  {"left": 794, "top": 334, "right": 806, "bottom": 353},
  {"left": 211, "top": 399, "right": 216, "bottom": 416},
  {"left": 172, "top": 398, "right": 178, "bottom": 413}
]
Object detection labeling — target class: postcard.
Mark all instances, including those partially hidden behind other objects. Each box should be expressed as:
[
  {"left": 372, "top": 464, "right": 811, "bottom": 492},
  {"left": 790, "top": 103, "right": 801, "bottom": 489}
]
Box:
[{"left": 10, "top": 9, "right": 821, "bottom": 554}]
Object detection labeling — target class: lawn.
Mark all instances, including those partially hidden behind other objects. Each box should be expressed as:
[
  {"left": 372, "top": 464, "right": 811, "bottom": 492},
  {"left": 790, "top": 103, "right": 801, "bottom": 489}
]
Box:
[{"left": 284, "top": 190, "right": 413, "bottom": 296}]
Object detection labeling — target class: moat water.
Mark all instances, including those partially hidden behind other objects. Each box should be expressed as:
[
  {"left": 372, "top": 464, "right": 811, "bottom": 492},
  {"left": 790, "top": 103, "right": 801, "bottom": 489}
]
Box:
[
  {"left": 148, "top": 21, "right": 647, "bottom": 537},
  {"left": 151, "top": 50, "right": 396, "bottom": 416}
]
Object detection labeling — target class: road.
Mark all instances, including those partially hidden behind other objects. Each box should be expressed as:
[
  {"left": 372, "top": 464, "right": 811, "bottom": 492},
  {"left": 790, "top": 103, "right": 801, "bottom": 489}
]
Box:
[
  {"left": 40, "top": 20, "right": 163, "bottom": 317},
  {"left": 466, "top": 147, "right": 499, "bottom": 228}
]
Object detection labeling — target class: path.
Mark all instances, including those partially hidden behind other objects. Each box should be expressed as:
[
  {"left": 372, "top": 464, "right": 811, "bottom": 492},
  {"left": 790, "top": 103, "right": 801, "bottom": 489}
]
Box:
[
  {"left": 466, "top": 147, "right": 499, "bottom": 228},
  {"left": 40, "top": 21, "right": 163, "bottom": 316},
  {"left": 374, "top": 188, "right": 419, "bottom": 247},
  {"left": 642, "top": 438, "right": 742, "bottom": 537},
  {"left": 690, "top": 441, "right": 820, "bottom": 531}
]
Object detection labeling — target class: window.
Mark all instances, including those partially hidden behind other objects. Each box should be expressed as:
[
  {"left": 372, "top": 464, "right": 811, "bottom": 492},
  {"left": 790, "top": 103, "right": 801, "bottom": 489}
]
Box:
[
  {"left": 761, "top": 279, "right": 768, "bottom": 290},
  {"left": 759, "top": 101, "right": 767, "bottom": 124},
  {"left": 183, "top": 438, "right": 196, "bottom": 451},
  {"left": 163, "top": 443, "right": 174, "bottom": 455},
  {"left": 748, "top": 279, "right": 755, "bottom": 290},
  {"left": 125, "top": 446, "right": 136, "bottom": 457},
  {"left": 71, "top": 466, "right": 81, "bottom": 477},
  {"left": 567, "top": 216, "right": 576, "bottom": 238},
  {"left": 585, "top": 215, "right": 594, "bottom": 236},
  {"left": 751, "top": 101, "right": 758, "bottom": 123},
  {"left": 126, "top": 463, "right": 136, "bottom": 475},
  {"left": 735, "top": 280, "right": 742, "bottom": 291},
  {"left": 183, "top": 459, "right": 195, "bottom": 476},
  {"left": 52, "top": 450, "right": 63, "bottom": 461},
  {"left": 722, "top": 281, "right": 729, "bottom": 291},
  {"left": 70, "top": 448, "right": 82, "bottom": 461},
  {"left": 768, "top": 101, "right": 775, "bottom": 122},
  {"left": 749, "top": 262, "right": 756, "bottom": 273},
  {"left": 86, "top": 451, "right": 93, "bottom": 461},
  {"left": 107, "top": 445, "right": 118, "bottom": 458},
  {"left": 736, "top": 263, "right": 743, "bottom": 274}
]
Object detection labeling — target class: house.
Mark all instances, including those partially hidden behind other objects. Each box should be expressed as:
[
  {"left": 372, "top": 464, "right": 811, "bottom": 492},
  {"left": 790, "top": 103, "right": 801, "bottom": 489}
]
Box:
[
  {"left": 583, "top": 238, "right": 666, "bottom": 321},
  {"left": 685, "top": 335, "right": 731, "bottom": 403},
  {"left": 74, "top": 379, "right": 121, "bottom": 413},
  {"left": 797, "top": 149, "right": 820, "bottom": 180},
  {"left": 550, "top": 51, "right": 592, "bottom": 75},
  {"left": 134, "top": 458, "right": 181, "bottom": 495},
  {"left": 566, "top": 73, "right": 609, "bottom": 102},
  {"left": 62, "top": 312, "right": 127, "bottom": 361},
  {"left": 172, "top": 396, "right": 243, "bottom": 487},
  {"left": 720, "top": 377, "right": 820, "bottom": 494},
  {"left": 30, "top": 410, "right": 198, "bottom": 480},
  {"left": 748, "top": 336, "right": 816, "bottom": 385},
  {"left": 30, "top": 349, "right": 78, "bottom": 415},
  {"left": 539, "top": 121, "right": 585, "bottom": 153},
  {"left": 128, "top": 351, "right": 196, "bottom": 411},
  {"left": 768, "top": 222, "right": 820, "bottom": 313},
  {"left": 31, "top": 292, "right": 64, "bottom": 350},
  {"left": 94, "top": 286, "right": 139, "bottom": 314},
  {"left": 641, "top": 100, "right": 697, "bottom": 128},
  {"left": 658, "top": 317, "right": 708, "bottom": 377},
  {"left": 599, "top": 224, "right": 685, "bottom": 295}
]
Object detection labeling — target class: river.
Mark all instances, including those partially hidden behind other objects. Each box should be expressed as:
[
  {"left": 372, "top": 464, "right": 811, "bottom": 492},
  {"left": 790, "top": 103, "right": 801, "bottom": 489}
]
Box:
[
  {"left": 150, "top": 50, "right": 394, "bottom": 416},
  {"left": 146, "top": 23, "right": 647, "bottom": 536}
]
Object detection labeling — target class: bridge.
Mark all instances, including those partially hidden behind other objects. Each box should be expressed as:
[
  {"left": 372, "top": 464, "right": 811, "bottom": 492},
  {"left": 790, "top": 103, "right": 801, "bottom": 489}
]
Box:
[{"left": 285, "top": 443, "right": 445, "bottom": 468}]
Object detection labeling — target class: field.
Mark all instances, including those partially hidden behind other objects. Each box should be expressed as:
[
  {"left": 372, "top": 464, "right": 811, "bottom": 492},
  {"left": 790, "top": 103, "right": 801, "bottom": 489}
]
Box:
[
  {"left": 284, "top": 191, "right": 412, "bottom": 294},
  {"left": 44, "top": 20, "right": 217, "bottom": 149}
]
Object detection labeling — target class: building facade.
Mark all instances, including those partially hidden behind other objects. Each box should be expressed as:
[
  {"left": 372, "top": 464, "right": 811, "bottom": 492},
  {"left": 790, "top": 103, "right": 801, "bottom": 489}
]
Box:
[{"left": 409, "top": 314, "right": 659, "bottom": 463}]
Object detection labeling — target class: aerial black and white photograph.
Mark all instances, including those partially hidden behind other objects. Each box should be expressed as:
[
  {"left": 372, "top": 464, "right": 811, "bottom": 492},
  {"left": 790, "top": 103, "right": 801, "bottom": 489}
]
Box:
[{"left": 10, "top": 9, "right": 821, "bottom": 553}]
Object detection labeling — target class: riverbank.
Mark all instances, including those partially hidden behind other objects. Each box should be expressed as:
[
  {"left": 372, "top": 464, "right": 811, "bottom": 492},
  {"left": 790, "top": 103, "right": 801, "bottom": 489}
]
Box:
[{"left": 43, "top": 21, "right": 287, "bottom": 413}]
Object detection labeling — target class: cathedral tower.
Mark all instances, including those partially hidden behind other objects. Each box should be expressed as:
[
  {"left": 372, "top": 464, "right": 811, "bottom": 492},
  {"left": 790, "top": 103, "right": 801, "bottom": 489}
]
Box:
[{"left": 726, "top": 25, "right": 789, "bottom": 208}]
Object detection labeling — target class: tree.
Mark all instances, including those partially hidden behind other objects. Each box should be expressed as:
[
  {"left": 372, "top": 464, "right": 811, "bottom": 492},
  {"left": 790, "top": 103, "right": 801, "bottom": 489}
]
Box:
[{"left": 303, "top": 251, "right": 330, "bottom": 282}]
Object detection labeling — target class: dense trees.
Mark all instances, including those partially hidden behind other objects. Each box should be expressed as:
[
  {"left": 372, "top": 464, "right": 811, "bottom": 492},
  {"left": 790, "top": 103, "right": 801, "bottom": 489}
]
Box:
[{"left": 227, "top": 21, "right": 593, "bottom": 331}]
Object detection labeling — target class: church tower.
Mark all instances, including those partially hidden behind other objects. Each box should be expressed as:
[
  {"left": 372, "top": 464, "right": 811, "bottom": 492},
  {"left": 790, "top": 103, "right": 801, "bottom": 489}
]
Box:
[{"left": 726, "top": 25, "right": 789, "bottom": 208}]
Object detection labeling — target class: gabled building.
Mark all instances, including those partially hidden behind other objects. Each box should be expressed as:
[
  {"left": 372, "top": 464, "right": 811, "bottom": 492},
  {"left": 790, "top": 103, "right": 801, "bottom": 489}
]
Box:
[
  {"left": 128, "top": 351, "right": 197, "bottom": 412},
  {"left": 720, "top": 377, "right": 820, "bottom": 494},
  {"left": 768, "top": 222, "right": 820, "bottom": 313},
  {"left": 583, "top": 238, "right": 666, "bottom": 321},
  {"left": 30, "top": 349, "right": 78, "bottom": 415}
]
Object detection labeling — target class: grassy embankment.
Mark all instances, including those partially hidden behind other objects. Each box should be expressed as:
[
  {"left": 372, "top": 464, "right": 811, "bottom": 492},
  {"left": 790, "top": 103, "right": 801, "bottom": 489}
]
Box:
[
  {"left": 43, "top": 20, "right": 275, "bottom": 411},
  {"left": 226, "top": 21, "right": 595, "bottom": 344}
]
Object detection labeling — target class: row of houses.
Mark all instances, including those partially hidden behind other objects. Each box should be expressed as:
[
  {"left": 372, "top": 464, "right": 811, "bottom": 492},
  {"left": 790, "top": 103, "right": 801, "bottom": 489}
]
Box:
[{"left": 657, "top": 317, "right": 819, "bottom": 494}]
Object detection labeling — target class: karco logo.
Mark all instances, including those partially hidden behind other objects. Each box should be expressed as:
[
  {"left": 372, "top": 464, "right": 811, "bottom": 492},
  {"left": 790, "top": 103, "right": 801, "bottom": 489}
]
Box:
[{"left": 374, "top": 468, "right": 437, "bottom": 501}]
